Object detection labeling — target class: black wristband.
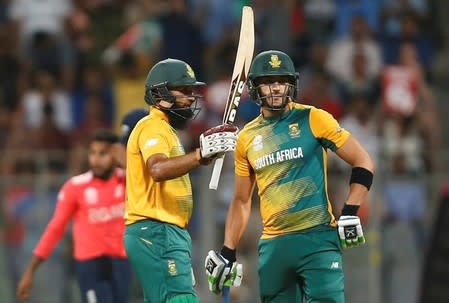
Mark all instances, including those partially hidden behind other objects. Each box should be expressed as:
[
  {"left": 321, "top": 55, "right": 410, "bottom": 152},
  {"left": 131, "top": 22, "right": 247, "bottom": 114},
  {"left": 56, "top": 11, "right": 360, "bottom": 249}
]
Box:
[
  {"left": 220, "top": 246, "right": 236, "bottom": 262},
  {"left": 350, "top": 167, "right": 373, "bottom": 190},
  {"left": 341, "top": 203, "right": 360, "bottom": 216}
]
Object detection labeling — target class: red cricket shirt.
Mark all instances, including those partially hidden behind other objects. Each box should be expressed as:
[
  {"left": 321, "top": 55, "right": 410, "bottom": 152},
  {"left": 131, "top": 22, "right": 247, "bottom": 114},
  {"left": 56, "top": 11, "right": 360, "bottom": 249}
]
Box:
[{"left": 34, "top": 169, "right": 127, "bottom": 261}]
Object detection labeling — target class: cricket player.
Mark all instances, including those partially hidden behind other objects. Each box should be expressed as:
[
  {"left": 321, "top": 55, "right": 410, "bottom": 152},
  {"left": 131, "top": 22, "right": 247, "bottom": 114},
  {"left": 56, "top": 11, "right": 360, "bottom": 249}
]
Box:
[
  {"left": 205, "top": 50, "right": 375, "bottom": 302},
  {"left": 17, "top": 129, "right": 131, "bottom": 303},
  {"left": 123, "top": 58, "right": 238, "bottom": 303}
]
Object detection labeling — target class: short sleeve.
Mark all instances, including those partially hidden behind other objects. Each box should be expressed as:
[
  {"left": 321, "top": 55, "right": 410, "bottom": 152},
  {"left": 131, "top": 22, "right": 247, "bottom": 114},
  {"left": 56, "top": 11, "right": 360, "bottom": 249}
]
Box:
[
  {"left": 309, "top": 107, "right": 350, "bottom": 152},
  {"left": 138, "top": 127, "right": 170, "bottom": 162},
  {"left": 235, "top": 133, "right": 251, "bottom": 177}
]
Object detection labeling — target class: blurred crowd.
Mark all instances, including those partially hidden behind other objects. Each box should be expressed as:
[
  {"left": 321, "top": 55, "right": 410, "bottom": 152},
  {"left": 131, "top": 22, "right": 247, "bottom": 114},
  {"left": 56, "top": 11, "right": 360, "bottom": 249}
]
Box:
[{"left": 0, "top": 0, "right": 445, "bottom": 302}]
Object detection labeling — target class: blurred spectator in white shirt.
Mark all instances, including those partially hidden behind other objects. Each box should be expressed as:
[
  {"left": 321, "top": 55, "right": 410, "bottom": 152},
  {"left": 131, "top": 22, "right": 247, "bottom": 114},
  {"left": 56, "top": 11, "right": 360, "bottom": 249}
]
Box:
[
  {"left": 326, "top": 15, "right": 382, "bottom": 84},
  {"left": 22, "top": 70, "right": 73, "bottom": 132}
]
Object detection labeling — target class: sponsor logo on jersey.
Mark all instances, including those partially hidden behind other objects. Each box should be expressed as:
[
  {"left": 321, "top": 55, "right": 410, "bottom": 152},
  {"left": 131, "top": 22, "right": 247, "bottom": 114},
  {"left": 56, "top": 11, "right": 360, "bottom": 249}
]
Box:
[
  {"left": 253, "top": 135, "right": 263, "bottom": 151},
  {"left": 84, "top": 187, "right": 98, "bottom": 204},
  {"left": 88, "top": 202, "right": 125, "bottom": 223},
  {"left": 330, "top": 261, "right": 339, "bottom": 269},
  {"left": 254, "top": 147, "right": 304, "bottom": 170},
  {"left": 144, "top": 138, "right": 158, "bottom": 148}
]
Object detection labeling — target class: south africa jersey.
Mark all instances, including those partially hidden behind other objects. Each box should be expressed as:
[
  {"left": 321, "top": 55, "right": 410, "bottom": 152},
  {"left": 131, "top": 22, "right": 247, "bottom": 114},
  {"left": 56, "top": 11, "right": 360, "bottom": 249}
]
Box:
[
  {"left": 235, "top": 103, "right": 350, "bottom": 239},
  {"left": 125, "top": 107, "right": 193, "bottom": 227}
]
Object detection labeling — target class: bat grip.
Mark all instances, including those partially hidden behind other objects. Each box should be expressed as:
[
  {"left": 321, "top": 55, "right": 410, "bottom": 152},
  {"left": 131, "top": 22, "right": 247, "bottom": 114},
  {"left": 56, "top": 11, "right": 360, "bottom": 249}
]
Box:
[
  {"left": 209, "top": 154, "right": 225, "bottom": 190},
  {"left": 222, "top": 286, "right": 230, "bottom": 303}
]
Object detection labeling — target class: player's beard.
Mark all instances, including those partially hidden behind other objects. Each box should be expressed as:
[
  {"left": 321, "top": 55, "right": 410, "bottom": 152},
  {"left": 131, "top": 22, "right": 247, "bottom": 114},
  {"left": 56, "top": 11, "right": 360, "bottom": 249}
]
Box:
[
  {"left": 166, "top": 108, "right": 194, "bottom": 130},
  {"left": 93, "top": 166, "right": 115, "bottom": 180}
]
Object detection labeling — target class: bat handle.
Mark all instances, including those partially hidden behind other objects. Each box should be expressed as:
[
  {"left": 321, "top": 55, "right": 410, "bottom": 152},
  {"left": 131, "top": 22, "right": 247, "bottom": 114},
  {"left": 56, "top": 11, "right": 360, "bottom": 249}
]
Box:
[
  {"left": 209, "top": 154, "right": 225, "bottom": 190},
  {"left": 222, "top": 286, "right": 230, "bottom": 303}
]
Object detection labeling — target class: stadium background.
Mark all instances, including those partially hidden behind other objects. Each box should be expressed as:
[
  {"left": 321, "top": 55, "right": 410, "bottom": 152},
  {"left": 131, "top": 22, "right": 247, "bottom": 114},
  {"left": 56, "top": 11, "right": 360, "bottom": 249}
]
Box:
[{"left": 0, "top": 0, "right": 448, "bottom": 302}]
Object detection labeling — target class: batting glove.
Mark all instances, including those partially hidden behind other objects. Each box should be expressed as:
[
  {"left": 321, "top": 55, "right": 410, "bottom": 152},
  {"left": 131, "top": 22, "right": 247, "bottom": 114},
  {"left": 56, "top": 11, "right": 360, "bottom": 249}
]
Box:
[
  {"left": 199, "top": 124, "right": 238, "bottom": 159},
  {"left": 337, "top": 215, "right": 366, "bottom": 248},
  {"left": 204, "top": 250, "right": 243, "bottom": 294}
]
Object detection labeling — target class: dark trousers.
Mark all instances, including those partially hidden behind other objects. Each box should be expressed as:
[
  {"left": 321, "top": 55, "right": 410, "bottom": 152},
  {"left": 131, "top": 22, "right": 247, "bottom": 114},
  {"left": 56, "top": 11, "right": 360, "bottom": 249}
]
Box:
[{"left": 75, "top": 256, "right": 131, "bottom": 303}]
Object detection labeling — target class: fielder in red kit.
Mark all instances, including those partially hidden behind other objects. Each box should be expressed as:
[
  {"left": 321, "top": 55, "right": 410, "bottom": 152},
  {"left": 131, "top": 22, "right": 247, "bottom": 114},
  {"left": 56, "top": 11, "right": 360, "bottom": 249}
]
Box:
[{"left": 17, "top": 129, "right": 131, "bottom": 303}]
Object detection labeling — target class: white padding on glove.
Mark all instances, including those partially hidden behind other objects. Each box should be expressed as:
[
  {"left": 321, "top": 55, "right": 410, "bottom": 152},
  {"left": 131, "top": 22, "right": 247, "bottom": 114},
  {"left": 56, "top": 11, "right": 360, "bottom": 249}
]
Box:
[
  {"left": 204, "top": 250, "right": 243, "bottom": 294},
  {"left": 199, "top": 124, "right": 238, "bottom": 159},
  {"left": 337, "top": 215, "right": 365, "bottom": 248}
]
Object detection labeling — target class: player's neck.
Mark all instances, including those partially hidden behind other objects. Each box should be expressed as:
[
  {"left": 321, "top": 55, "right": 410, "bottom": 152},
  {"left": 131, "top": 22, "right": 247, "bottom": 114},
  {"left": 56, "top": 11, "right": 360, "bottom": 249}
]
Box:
[{"left": 261, "top": 104, "right": 290, "bottom": 118}]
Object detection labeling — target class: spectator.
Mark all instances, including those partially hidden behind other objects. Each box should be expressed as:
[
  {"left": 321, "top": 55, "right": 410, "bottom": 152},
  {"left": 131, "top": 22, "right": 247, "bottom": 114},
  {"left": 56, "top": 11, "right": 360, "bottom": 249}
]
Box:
[
  {"left": 9, "top": 0, "right": 75, "bottom": 89},
  {"left": 103, "top": 0, "right": 162, "bottom": 67},
  {"left": 382, "top": 14, "right": 434, "bottom": 76},
  {"left": 335, "top": 0, "right": 380, "bottom": 37},
  {"left": 300, "top": 69, "right": 343, "bottom": 120},
  {"left": 326, "top": 15, "right": 382, "bottom": 85},
  {"left": 159, "top": 0, "right": 204, "bottom": 77},
  {"left": 381, "top": 152, "right": 426, "bottom": 303},
  {"left": 0, "top": 27, "right": 23, "bottom": 111},
  {"left": 302, "top": 0, "right": 336, "bottom": 42},
  {"left": 112, "top": 51, "right": 147, "bottom": 132},
  {"left": 382, "top": 115, "right": 424, "bottom": 174},
  {"left": 30, "top": 102, "right": 70, "bottom": 156},
  {"left": 381, "top": 42, "right": 439, "bottom": 171},
  {"left": 339, "top": 94, "right": 380, "bottom": 167},
  {"left": 21, "top": 70, "right": 73, "bottom": 132},
  {"left": 1, "top": 159, "right": 36, "bottom": 302},
  {"left": 380, "top": 0, "right": 429, "bottom": 38},
  {"left": 71, "top": 66, "right": 115, "bottom": 128},
  {"left": 338, "top": 47, "right": 380, "bottom": 105},
  {"left": 253, "top": 0, "right": 296, "bottom": 56}
]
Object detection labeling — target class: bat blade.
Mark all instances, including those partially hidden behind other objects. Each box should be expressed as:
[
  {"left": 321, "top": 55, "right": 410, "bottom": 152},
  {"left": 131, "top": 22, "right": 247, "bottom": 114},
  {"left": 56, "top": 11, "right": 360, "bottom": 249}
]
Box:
[{"left": 209, "top": 6, "right": 255, "bottom": 190}]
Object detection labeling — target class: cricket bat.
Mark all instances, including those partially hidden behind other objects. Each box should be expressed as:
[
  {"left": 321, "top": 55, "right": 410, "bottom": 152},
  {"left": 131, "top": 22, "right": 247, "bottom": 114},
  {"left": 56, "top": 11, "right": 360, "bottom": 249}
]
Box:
[{"left": 209, "top": 6, "right": 255, "bottom": 190}]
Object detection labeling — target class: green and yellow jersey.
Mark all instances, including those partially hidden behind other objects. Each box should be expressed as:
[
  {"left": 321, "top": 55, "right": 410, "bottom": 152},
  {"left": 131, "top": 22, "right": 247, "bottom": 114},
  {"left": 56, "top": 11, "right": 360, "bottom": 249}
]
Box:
[
  {"left": 236, "top": 103, "right": 350, "bottom": 239},
  {"left": 125, "top": 107, "right": 193, "bottom": 227}
]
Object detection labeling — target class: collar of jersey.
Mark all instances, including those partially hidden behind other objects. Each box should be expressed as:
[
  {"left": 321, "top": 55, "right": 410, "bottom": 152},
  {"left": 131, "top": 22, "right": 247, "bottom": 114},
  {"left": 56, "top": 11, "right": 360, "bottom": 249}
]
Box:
[{"left": 150, "top": 106, "right": 169, "bottom": 122}]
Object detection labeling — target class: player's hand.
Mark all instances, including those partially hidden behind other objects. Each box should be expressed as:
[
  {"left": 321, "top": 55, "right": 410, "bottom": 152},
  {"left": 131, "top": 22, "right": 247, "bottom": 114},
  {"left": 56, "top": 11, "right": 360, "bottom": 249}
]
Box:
[
  {"left": 204, "top": 250, "right": 243, "bottom": 294},
  {"left": 337, "top": 215, "right": 365, "bottom": 248},
  {"left": 199, "top": 124, "right": 238, "bottom": 160},
  {"left": 17, "top": 270, "right": 33, "bottom": 302}
]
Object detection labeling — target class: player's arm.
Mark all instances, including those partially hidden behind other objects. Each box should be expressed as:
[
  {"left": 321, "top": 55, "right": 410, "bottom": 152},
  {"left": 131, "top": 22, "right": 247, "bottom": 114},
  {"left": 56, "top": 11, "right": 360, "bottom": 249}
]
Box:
[
  {"left": 147, "top": 151, "right": 203, "bottom": 182},
  {"left": 145, "top": 124, "right": 238, "bottom": 182},
  {"left": 205, "top": 173, "right": 255, "bottom": 294},
  {"left": 224, "top": 173, "right": 256, "bottom": 249},
  {"left": 17, "top": 182, "right": 77, "bottom": 302},
  {"left": 335, "top": 135, "right": 375, "bottom": 207},
  {"left": 335, "top": 135, "right": 374, "bottom": 248},
  {"left": 311, "top": 107, "right": 375, "bottom": 247}
]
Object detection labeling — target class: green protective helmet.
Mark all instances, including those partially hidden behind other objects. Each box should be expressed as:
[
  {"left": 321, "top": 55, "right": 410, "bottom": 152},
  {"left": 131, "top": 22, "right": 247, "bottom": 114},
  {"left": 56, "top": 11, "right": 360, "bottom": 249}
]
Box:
[
  {"left": 144, "top": 58, "right": 205, "bottom": 106},
  {"left": 247, "top": 50, "right": 299, "bottom": 108}
]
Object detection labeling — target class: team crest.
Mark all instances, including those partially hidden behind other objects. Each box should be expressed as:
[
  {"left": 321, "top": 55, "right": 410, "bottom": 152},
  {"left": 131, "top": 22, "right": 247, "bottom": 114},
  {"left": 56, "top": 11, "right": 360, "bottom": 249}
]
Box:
[
  {"left": 167, "top": 260, "right": 177, "bottom": 276},
  {"left": 253, "top": 135, "right": 263, "bottom": 151},
  {"left": 186, "top": 64, "right": 195, "bottom": 78},
  {"left": 288, "top": 123, "right": 300, "bottom": 138},
  {"left": 269, "top": 55, "right": 281, "bottom": 68}
]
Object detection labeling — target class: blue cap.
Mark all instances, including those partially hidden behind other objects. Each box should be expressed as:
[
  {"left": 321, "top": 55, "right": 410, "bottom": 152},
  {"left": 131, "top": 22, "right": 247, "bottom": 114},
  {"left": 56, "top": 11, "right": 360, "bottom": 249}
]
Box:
[{"left": 119, "top": 108, "right": 149, "bottom": 145}]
